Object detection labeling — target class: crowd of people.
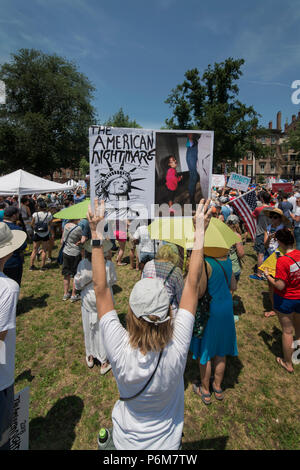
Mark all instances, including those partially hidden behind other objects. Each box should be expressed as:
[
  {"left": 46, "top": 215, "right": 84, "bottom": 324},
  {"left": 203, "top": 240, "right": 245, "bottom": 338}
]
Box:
[{"left": 0, "top": 182, "right": 299, "bottom": 450}]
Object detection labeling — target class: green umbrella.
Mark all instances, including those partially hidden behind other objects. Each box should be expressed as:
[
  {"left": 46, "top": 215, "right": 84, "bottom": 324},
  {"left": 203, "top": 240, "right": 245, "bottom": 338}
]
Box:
[{"left": 54, "top": 198, "right": 90, "bottom": 219}]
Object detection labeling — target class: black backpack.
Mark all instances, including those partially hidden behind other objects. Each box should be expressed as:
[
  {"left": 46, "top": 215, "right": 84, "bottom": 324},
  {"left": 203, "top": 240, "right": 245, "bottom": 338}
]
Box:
[{"left": 34, "top": 213, "right": 49, "bottom": 233}]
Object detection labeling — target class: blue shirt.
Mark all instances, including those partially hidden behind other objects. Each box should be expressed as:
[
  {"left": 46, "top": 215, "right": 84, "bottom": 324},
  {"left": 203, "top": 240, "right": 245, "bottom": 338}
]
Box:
[
  {"left": 221, "top": 205, "right": 231, "bottom": 221},
  {"left": 0, "top": 210, "right": 4, "bottom": 221},
  {"left": 4, "top": 222, "right": 27, "bottom": 268},
  {"left": 78, "top": 219, "right": 91, "bottom": 239},
  {"left": 73, "top": 195, "right": 86, "bottom": 204}
]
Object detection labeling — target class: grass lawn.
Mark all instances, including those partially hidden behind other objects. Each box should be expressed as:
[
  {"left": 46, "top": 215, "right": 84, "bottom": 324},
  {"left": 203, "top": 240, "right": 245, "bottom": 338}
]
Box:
[{"left": 15, "top": 240, "right": 300, "bottom": 450}]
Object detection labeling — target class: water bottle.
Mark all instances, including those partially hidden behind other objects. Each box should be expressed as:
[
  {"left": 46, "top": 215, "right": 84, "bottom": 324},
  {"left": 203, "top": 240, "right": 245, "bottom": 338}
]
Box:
[{"left": 97, "top": 428, "right": 111, "bottom": 450}]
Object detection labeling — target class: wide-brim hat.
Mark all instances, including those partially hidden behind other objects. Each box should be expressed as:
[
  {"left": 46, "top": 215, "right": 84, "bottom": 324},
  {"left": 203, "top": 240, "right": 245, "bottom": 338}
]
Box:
[
  {"left": 0, "top": 222, "right": 27, "bottom": 259},
  {"left": 84, "top": 239, "right": 113, "bottom": 255},
  {"left": 262, "top": 207, "right": 291, "bottom": 226}
]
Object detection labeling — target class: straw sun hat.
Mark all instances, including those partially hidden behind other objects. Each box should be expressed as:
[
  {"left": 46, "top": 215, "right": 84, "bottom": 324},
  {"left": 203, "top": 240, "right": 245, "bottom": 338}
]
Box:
[
  {"left": 262, "top": 207, "right": 291, "bottom": 226},
  {"left": 0, "top": 222, "right": 27, "bottom": 259}
]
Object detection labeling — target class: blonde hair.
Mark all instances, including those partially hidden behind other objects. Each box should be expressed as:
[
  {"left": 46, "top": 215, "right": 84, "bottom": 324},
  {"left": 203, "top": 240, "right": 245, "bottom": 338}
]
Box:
[
  {"left": 156, "top": 244, "right": 179, "bottom": 266},
  {"left": 126, "top": 306, "right": 174, "bottom": 355}
]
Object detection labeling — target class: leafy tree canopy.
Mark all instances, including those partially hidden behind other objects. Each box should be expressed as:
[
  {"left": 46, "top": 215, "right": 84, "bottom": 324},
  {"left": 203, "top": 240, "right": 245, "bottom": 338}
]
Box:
[
  {"left": 165, "top": 58, "right": 268, "bottom": 165},
  {"left": 286, "top": 120, "right": 300, "bottom": 154},
  {"left": 0, "top": 48, "right": 96, "bottom": 177},
  {"left": 104, "top": 107, "right": 141, "bottom": 128}
]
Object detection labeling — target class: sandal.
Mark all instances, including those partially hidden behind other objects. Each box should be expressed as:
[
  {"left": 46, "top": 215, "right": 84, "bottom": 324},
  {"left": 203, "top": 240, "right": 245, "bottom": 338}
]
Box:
[
  {"left": 276, "top": 357, "right": 294, "bottom": 374},
  {"left": 264, "top": 311, "right": 276, "bottom": 318},
  {"left": 212, "top": 382, "right": 224, "bottom": 401},
  {"left": 192, "top": 383, "right": 212, "bottom": 405}
]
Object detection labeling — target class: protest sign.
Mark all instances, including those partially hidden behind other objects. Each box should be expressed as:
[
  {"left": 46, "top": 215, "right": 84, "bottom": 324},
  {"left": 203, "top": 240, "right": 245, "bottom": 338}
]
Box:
[
  {"left": 272, "top": 183, "right": 293, "bottom": 193},
  {"left": 227, "top": 173, "right": 251, "bottom": 192},
  {"left": 9, "top": 387, "right": 30, "bottom": 450},
  {"left": 211, "top": 174, "right": 225, "bottom": 188},
  {"left": 90, "top": 127, "right": 214, "bottom": 218}
]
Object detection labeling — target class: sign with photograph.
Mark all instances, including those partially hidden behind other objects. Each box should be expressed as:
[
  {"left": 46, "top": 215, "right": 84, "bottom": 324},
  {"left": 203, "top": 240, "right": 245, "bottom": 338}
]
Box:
[
  {"left": 227, "top": 173, "right": 251, "bottom": 192},
  {"left": 89, "top": 127, "right": 214, "bottom": 218}
]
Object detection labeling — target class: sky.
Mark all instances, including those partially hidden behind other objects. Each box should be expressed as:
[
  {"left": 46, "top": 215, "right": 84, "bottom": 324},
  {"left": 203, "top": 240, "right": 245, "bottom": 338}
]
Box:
[{"left": 0, "top": 0, "right": 300, "bottom": 130}]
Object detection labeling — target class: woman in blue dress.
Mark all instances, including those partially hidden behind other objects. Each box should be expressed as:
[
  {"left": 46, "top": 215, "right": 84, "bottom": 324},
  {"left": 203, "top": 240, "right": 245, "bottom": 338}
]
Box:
[{"left": 190, "top": 248, "right": 238, "bottom": 405}]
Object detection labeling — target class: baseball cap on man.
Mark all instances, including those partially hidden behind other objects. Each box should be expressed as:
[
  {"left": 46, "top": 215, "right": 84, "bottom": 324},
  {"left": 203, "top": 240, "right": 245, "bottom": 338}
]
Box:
[
  {"left": 0, "top": 222, "right": 27, "bottom": 259},
  {"left": 129, "top": 278, "right": 170, "bottom": 325}
]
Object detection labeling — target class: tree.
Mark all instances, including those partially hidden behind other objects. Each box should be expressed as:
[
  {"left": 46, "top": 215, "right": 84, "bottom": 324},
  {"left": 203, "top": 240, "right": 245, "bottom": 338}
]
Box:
[
  {"left": 105, "top": 108, "right": 141, "bottom": 128},
  {"left": 0, "top": 49, "right": 96, "bottom": 177},
  {"left": 165, "top": 58, "right": 268, "bottom": 166},
  {"left": 286, "top": 120, "right": 300, "bottom": 154},
  {"left": 79, "top": 156, "right": 89, "bottom": 178}
]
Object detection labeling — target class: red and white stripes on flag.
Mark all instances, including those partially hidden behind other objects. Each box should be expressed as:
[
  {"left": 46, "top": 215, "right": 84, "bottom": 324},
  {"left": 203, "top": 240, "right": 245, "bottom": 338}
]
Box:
[{"left": 231, "top": 190, "right": 257, "bottom": 240}]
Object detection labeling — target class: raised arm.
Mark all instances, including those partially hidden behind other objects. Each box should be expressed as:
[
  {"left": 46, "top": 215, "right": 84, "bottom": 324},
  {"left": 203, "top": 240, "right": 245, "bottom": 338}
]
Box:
[
  {"left": 179, "top": 199, "right": 212, "bottom": 316},
  {"left": 87, "top": 200, "right": 114, "bottom": 319}
]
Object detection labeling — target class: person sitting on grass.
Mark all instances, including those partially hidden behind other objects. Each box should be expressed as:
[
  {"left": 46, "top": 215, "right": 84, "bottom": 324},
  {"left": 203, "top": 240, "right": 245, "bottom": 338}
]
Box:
[
  {"left": 264, "top": 228, "right": 300, "bottom": 374},
  {"left": 87, "top": 198, "right": 212, "bottom": 450},
  {"left": 74, "top": 240, "right": 116, "bottom": 375}
]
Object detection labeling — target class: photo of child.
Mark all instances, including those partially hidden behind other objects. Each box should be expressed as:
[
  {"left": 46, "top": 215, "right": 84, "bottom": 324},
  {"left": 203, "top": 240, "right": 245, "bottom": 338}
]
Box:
[{"left": 165, "top": 155, "right": 183, "bottom": 209}]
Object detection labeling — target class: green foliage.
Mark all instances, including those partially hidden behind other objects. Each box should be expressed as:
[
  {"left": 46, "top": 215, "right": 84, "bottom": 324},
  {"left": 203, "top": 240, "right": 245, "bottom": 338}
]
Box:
[
  {"left": 105, "top": 107, "right": 141, "bottom": 128},
  {"left": 286, "top": 120, "right": 300, "bottom": 154},
  {"left": 165, "top": 58, "right": 267, "bottom": 164},
  {"left": 0, "top": 49, "right": 96, "bottom": 176},
  {"left": 79, "top": 156, "right": 89, "bottom": 178}
]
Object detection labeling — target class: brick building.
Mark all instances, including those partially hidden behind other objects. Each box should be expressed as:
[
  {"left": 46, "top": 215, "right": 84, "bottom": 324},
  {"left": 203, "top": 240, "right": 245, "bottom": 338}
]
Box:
[{"left": 236, "top": 111, "right": 300, "bottom": 182}]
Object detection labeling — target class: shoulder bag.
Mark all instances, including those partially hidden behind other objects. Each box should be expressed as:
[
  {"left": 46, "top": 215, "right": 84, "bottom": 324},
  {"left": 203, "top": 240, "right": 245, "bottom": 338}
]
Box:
[
  {"left": 192, "top": 259, "right": 212, "bottom": 339},
  {"left": 57, "top": 225, "right": 79, "bottom": 265}
]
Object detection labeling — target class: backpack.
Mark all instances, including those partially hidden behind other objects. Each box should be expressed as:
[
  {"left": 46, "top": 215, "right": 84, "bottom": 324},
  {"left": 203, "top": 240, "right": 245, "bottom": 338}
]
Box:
[{"left": 34, "top": 213, "right": 49, "bottom": 233}]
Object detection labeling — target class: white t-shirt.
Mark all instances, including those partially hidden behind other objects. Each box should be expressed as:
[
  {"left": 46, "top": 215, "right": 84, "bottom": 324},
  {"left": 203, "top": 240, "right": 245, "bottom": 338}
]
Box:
[
  {"left": 32, "top": 211, "right": 53, "bottom": 237},
  {"left": 100, "top": 308, "right": 195, "bottom": 450},
  {"left": 133, "top": 225, "right": 156, "bottom": 253},
  {"left": 0, "top": 272, "right": 20, "bottom": 391},
  {"left": 294, "top": 206, "right": 300, "bottom": 228}
]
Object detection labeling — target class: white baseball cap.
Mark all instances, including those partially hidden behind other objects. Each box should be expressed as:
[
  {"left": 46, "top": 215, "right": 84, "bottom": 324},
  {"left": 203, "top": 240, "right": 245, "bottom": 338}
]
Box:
[{"left": 129, "top": 278, "right": 170, "bottom": 325}]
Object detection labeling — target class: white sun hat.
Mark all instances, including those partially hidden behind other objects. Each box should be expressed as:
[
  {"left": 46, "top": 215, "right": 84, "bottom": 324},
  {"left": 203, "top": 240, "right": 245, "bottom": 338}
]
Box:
[
  {"left": 129, "top": 278, "right": 170, "bottom": 325},
  {"left": 0, "top": 222, "right": 27, "bottom": 259}
]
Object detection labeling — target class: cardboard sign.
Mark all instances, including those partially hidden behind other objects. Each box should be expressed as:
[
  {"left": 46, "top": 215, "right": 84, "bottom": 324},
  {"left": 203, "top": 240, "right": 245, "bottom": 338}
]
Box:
[
  {"left": 211, "top": 174, "right": 225, "bottom": 188},
  {"left": 89, "top": 127, "right": 214, "bottom": 218},
  {"left": 272, "top": 183, "right": 293, "bottom": 193},
  {"left": 9, "top": 387, "right": 30, "bottom": 450},
  {"left": 227, "top": 173, "right": 251, "bottom": 192}
]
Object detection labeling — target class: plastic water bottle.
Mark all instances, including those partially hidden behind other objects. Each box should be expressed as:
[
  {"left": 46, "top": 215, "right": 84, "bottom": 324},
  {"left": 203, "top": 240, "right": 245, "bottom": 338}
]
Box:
[{"left": 97, "top": 428, "right": 111, "bottom": 450}]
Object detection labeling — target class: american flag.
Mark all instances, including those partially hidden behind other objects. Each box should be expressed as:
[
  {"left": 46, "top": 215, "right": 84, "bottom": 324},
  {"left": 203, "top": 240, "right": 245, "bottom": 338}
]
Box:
[{"left": 231, "top": 190, "right": 257, "bottom": 240}]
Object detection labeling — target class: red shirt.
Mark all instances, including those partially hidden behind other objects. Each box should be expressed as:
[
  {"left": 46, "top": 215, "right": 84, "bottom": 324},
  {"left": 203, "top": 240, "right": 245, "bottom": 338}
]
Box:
[
  {"left": 275, "top": 250, "right": 300, "bottom": 299},
  {"left": 166, "top": 168, "right": 180, "bottom": 191}
]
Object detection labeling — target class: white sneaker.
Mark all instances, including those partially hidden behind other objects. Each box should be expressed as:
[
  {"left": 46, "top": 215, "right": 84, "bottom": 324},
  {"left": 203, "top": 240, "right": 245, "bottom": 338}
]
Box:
[
  {"left": 100, "top": 363, "right": 112, "bottom": 375},
  {"left": 62, "top": 293, "right": 71, "bottom": 301},
  {"left": 86, "top": 356, "right": 94, "bottom": 368},
  {"left": 70, "top": 294, "right": 81, "bottom": 302}
]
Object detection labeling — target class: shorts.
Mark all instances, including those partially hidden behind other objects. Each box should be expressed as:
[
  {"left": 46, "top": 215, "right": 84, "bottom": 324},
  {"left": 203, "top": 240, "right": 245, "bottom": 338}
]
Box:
[
  {"left": 33, "top": 233, "right": 50, "bottom": 242},
  {"left": 254, "top": 233, "right": 265, "bottom": 254},
  {"left": 128, "top": 234, "right": 136, "bottom": 250},
  {"left": 114, "top": 231, "right": 127, "bottom": 243},
  {"left": 0, "top": 383, "right": 14, "bottom": 450},
  {"left": 62, "top": 253, "right": 81, "bottom": 277},
  {"left": 273, "top": 294, "right": 300, "bottom": 315}
]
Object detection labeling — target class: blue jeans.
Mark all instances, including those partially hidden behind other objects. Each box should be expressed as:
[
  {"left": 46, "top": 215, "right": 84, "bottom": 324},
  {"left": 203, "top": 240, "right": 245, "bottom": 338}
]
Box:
[
  {"left": 294, "top": 227, "right": 300, "bottom": 250},
  {"left": 186, "top": 146, "right": 198, "bottom": 200}
]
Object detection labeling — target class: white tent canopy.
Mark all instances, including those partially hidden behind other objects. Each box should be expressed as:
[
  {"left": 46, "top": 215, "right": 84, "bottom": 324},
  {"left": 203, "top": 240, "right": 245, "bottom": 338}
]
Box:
[{"left": 0, "top": 169, "right": 76, "bottom": 196}]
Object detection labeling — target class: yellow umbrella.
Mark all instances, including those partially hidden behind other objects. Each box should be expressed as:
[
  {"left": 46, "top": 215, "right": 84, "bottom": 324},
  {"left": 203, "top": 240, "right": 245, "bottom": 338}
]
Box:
[
  {"left": 148, "top": 217, "right": 194, "bottom": 250},
  {"left": 148, "top": 216, "right": 240, "bottom": 252}
]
